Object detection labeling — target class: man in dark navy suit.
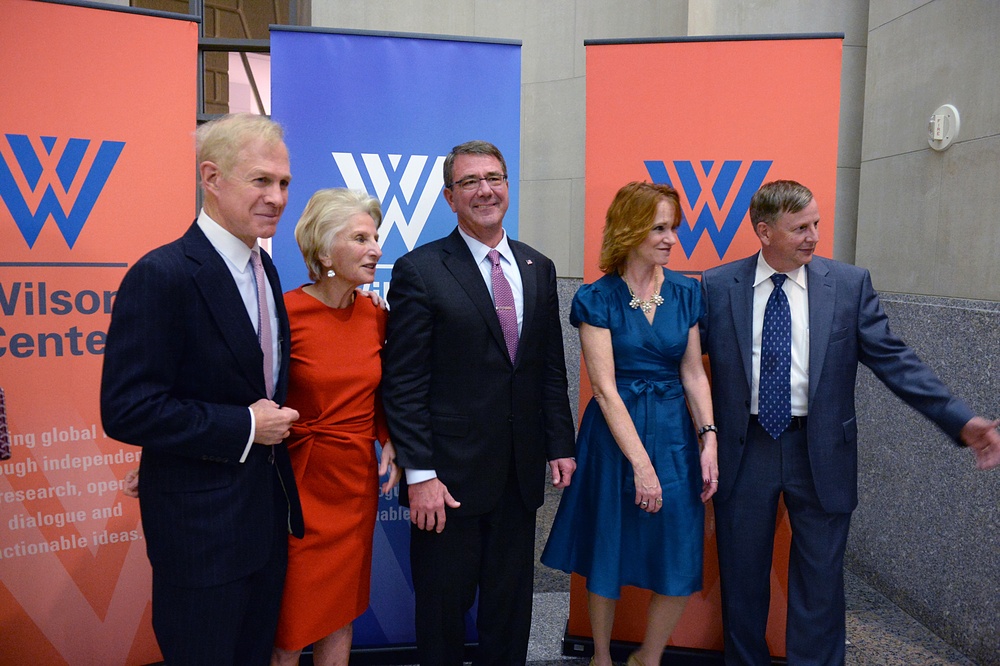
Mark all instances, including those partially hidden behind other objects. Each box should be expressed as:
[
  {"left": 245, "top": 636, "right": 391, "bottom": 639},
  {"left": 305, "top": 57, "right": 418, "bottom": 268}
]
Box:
[
  {"left": 383, "top": 140, "right": 577, "bottom": 665},
  {"left": 700, "top": 179, "right": 1000, "bottom": 665},
  {"left": 101, "top": 113, "right": 304, "bottom": 666}
]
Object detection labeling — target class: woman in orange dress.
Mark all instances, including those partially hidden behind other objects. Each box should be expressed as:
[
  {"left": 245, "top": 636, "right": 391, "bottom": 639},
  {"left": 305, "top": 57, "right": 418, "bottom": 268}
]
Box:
[{"left": 271, "top": 188, "right": 401, "bottom": 666}]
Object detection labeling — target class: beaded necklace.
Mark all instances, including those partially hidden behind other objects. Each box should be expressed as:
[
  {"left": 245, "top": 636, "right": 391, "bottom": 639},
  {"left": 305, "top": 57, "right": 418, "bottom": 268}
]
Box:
[{"left": 623, "top": 274, "right": 663, "bottom": 313}]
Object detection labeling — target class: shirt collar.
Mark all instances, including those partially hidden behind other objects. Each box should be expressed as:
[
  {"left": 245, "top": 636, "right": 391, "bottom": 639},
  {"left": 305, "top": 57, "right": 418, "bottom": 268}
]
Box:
[
  {"left": 753, "top": 252, "right": 807, "bottom": 291},
  {"left": 457, "top": 225, "right": 514, "bottom": 266},
  {"left": 197, "top": 209, "right": 258, "bottom": 270}
]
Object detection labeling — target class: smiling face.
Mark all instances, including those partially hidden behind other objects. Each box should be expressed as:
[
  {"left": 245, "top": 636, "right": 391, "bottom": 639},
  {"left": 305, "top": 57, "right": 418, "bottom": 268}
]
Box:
[
  {"left": 442, "top": 153, "right": 509, "bottom": 246},
  {"left": 757, "top": 198, "right": 820, "bottom": 272},
  {"left": 201, "top": 137, "right": 291, "bottom": 247},
  {"left": 322, "top": 212, "right": 382, "bottom": 287},
  {"left": 628, "top": 198, "right": 678, "bottom": 269}
]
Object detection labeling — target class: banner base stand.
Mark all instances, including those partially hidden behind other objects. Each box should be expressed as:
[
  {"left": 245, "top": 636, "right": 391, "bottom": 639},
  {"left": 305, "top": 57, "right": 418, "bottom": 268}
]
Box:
[
  {"left": 147, "top": 643, "right": 474, "bottom": 666},
  {"left": 560, "top": 626, "right": 787, "bottom": 665}
]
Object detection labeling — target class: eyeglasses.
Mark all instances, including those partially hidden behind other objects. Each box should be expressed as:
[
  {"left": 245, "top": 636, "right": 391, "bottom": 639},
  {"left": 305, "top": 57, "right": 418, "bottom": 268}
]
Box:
[{"left": 448, "top": 174, "right": 508, "bottom": 192}]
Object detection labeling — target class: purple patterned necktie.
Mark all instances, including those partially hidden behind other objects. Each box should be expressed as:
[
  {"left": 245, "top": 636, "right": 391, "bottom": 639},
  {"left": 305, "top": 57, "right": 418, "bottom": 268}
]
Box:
[
  {"left": 488, "top": 249, "right": 518, "bottom": 362},
  {"left": 249, "top": 248, "right": 275, "bottom": 398}
]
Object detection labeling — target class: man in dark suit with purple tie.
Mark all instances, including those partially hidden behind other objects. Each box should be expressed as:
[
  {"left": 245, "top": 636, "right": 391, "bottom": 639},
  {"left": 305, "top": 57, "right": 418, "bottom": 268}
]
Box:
[
  {"left": 101, "top": 113, "right": 304, "bottom": 666},
  {"left": 382, "top": 140, "right": 577, "bottom": 665},
  {"left": 700, "top": 179, "right": 1000, "bottom": 665}
]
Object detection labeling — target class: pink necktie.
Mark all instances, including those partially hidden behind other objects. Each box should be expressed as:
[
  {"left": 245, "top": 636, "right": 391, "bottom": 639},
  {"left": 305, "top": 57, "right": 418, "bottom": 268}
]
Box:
[
  {"left": 249, "top": 248, "right": 275, "bottom": 398},
  {"left": 488, "top": 249, "right": 518, "bottom": 362}
]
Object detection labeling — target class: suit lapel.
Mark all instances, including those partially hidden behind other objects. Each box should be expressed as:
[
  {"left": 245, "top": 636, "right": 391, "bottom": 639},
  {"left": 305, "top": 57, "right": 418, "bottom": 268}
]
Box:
[
  {"left": 440, "top": 230, "right": 510, "bottom": 360},
  {"left": 806, "top": 257, "right": 835, "bottom": 404},
  {"left": 510, "top": 241, "right": 536, "bottom": 366},
  {"left": 183, "top": 224, "right": 266, "bottom": 394},
  {"left": 729, "top": 255, "right": 757, "bottom": 389}
]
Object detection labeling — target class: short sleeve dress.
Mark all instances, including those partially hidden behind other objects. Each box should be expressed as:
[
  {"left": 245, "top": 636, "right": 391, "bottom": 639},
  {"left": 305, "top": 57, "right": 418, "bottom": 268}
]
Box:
[
  {"left": 540, "top": 269, "right": 705, "bottom": 599},
  {"left": 274, "top": 288, "right": 389, "bottom": 650}
]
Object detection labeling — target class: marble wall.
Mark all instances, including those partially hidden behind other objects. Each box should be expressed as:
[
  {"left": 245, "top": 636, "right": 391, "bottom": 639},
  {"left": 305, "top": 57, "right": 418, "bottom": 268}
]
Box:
[
  {"left": 848, "top": 294, "right": 1000, "bottom": 664},
  {"left": 850, "top": 4, "right": 1000, "bottom": 660},
  {"left": 557, "top": 278, "right": 584, "bottom": 426}
]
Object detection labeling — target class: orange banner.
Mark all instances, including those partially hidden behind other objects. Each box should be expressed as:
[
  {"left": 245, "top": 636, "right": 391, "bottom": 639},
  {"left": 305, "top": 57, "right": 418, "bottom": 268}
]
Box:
[
  {"left": 0, "top": 1, "right": 196, "bottom": 663},
  {"left": 577, "top": 36, "right": 842, "bottom": 657}
]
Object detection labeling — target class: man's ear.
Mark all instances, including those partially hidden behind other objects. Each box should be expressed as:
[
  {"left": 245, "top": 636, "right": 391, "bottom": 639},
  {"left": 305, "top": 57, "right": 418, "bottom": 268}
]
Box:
[
  {"left": 200, "top": 161, "right": 222, "bottom": 195},
  {"left": 442, "top": 186, "right": 457, "bottom": 213},
  {"left": 755, "top": 221, "right": 771, "bottom": 246}
]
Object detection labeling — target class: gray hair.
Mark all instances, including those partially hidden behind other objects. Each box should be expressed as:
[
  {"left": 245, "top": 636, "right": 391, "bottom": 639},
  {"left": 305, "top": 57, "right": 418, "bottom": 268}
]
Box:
[{"left": 442, "top": 140, "right": 507, "bottom": 187}]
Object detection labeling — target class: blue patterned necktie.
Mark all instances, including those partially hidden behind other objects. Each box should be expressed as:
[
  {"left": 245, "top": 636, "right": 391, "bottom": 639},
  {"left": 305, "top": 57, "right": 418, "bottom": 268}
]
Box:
[{"left": 759, "top": 273, "right": 791, "bottom": 439}]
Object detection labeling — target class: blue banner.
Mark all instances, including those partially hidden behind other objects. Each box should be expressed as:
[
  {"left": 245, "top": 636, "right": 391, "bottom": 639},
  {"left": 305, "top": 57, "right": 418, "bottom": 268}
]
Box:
[
  {"left": 271, "top": 28, "right": 521, "bottom": 298},
  {"left": 270, "top": 27, "right": 521, "bottom": 651}
]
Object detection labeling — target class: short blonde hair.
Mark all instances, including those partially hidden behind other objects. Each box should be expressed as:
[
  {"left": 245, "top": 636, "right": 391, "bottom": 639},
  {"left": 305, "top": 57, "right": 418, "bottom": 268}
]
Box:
[
  {"left": 196, "top": 113, "right": 285, "bottom": 177},
  {"left": 295, "top": 188, "right": 383, "bottom": 281},
  {"left": 599, "top": 182, "right": 682, "bottom": 275}
]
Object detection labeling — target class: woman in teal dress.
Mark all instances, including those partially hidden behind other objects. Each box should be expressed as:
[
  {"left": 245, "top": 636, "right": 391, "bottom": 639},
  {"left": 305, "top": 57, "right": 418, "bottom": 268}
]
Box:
[{"left": 541, "top": 182, "right": 718, "bottom": 666}]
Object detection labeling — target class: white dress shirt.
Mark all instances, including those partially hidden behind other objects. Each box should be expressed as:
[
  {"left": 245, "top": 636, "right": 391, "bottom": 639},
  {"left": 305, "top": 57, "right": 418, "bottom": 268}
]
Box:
[
  {"left": 197, "top": 211, "right": 280, "bottom": 462},
  {"left": 405, "top": 227, "right": 523, "bottom": 486},
  {"left": 750, "top": 253, "right": 810, "bottom": 417}
]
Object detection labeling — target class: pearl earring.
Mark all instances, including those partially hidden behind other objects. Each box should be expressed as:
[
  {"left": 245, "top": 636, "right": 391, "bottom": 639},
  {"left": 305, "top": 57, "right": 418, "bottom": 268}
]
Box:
[{"left": 326, "top": 269, "right": 336, "bottom": 278}]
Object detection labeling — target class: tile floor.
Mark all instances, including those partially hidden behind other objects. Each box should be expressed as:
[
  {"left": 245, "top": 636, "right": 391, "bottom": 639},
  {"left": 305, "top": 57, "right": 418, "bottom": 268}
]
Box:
[
  {"left": 523, "top": 486, "right": 978, "bottom": 666},
  {"left": 521, "top": 575, "right": 976, "bottom": 665}
]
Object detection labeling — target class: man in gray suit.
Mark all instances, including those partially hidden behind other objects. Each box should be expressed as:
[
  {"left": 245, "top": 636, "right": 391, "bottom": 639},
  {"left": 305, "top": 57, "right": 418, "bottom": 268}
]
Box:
[{"left": 700, "top": 180, "right": 1000, "bottom": 665}]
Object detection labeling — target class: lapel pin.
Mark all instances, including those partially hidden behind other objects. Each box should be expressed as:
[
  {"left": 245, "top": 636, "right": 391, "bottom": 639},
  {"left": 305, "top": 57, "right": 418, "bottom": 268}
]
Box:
[{"left": 526, "top": 259, "right": 533, "bottom": 265}]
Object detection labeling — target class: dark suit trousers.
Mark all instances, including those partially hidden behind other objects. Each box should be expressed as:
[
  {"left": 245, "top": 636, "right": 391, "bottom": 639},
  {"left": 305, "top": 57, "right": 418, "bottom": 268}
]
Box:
[
  {"left": 409, "top": 472, "right": 536, "bottom": 666},
  {"left": 150, "top": 471, "right": 289, "bottom": 666},
  {"left": 714, "top": 420, "right": 851, "bottom": 666}
]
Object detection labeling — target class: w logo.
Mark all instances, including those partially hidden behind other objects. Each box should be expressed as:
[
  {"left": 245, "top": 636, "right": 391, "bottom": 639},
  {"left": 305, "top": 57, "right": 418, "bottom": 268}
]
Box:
[
  {"left": 645, "top": 159, "right": 772, "bottom": 259},
  {"left": 0, "top": 134, "right": 125, "bottom": 249},
  {"left": 332, "top": 152, "right": 444, "bottom": 252}
]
